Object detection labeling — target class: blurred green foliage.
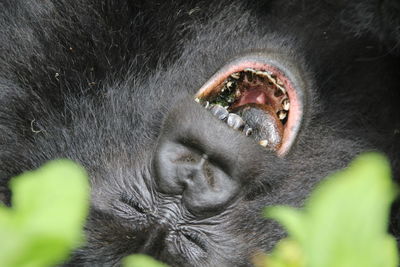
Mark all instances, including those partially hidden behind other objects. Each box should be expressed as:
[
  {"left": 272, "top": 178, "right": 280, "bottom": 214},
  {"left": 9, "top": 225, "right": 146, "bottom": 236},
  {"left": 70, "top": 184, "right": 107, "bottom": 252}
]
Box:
[
  {"left": 0, "top": 160, "right": 89, "bottom": 267},
  {"left": 0, "top": 153, "right": 397, "bottom": 267},
  {"left": 263, "top": 153, "right": 398, "bottom": 267},
  {"left": 123, "top": 254, "right": 169, "bottom": 267}
]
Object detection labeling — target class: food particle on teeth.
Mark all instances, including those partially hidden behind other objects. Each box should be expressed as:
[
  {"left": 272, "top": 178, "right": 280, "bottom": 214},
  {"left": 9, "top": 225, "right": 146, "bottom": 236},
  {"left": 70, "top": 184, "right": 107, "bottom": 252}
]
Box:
[{"left": 259, "top": 140, "right": 269, "bottom": 147}]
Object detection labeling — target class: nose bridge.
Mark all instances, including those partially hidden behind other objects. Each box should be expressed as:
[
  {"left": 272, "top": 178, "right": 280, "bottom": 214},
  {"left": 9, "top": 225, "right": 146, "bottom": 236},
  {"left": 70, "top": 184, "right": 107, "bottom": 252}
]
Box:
[{"left": 154, "top": 98, "right": 268, "bottom": 215}]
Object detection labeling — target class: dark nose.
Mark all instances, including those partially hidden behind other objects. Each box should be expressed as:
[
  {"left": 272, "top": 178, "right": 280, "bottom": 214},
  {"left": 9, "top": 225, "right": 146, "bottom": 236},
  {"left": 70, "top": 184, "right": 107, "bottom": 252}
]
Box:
[{"left": 153, "top": 97, "right": 266, "bottom": 215}]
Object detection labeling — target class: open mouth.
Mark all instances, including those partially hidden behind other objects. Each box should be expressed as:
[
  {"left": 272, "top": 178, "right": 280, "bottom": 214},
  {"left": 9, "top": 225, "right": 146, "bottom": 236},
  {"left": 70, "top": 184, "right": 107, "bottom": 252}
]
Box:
[{"left": 194, "top": 53, "right": 305, "bottom": 156}]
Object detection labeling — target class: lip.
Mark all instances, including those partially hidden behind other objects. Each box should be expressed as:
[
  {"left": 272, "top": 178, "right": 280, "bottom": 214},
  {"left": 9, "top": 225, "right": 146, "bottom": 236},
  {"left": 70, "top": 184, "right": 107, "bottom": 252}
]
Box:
[{"left": 195, "top": 51, "right": 307, "bottom": 156}]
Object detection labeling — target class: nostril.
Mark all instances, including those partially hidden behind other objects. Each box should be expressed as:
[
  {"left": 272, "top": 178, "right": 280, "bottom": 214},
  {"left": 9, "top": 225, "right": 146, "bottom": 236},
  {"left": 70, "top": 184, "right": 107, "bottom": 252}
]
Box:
[
  {"left": 202, "top": 162, "right": 215, "bottom": 187},
  {"left": 153, "top": 140, "right": 241, "bottom": 215},
  {"left": 174, "top": 154, "right": 197, "bottom": 163}
]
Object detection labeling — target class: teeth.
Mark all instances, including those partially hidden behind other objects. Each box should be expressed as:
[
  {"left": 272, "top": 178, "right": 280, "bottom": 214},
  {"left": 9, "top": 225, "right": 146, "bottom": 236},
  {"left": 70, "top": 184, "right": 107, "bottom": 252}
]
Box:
[
  {"left": 276, "top": 78, "right": 284, "bottom": 86},
  {"left": 278, "top": 86, "right": 286, "bottom": 94},
  {"left": 195, "top": 98, "right": 200, "bottom": 103},
  {"left": 210, "top": 104, "right": 229, "bottom": 120},
  {"left": 255, "top": 71, "right": 265, "bottom": 77},
  {"left": 244, "top": 68, "right": 256, "bottom": 73},
  {"left": 230, "top": 72, "right": 240, "bottom": 79},
  {"left": 259, "top": 140, "right": 269, "bottom": 147},
  {"left": 226, "top": 81, "right": 236, "bottom": 89},
  {"left": 235, "top": 89, "right": 242, "bottom": 98},
  {"left": 226, "top": 95, "right": 235, "bottom": 103},
  {"left": 282, "top": 98, "right": 290, "bottom": 111},
  {"left": 244, "top": 125, "right": 253, "bottom": 136},
  {"left": 204, "top": 101, "right": 210, "bottom": 109},
  {"left": 277, "top": 110, "right": 287, "bottom": 120},
  {"left": 227, "top": 113, "right": 245, "bottom": 130}
]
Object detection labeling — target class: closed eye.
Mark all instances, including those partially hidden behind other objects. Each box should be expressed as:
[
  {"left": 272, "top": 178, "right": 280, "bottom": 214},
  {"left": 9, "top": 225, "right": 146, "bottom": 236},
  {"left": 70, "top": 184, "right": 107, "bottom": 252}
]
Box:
[{"left": 120, "top": 192, "right": 148, "bottom": 214}]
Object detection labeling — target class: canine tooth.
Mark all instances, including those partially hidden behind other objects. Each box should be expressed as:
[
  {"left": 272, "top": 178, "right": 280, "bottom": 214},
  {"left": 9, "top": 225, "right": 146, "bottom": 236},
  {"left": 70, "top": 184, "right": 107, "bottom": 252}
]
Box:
[
  {"left": 204, "top": 101, "right": 210, "bottom": 109},
  {"left": 278, "top": 110, "right": 287, "bottom": 120},
  {"left": 210, "top": 104, "right": 229, "bottom": 120},
  {"left": 227, "top": 113, "right": 245, "bottom": 130},
  {"left": 282, "top": 99, "right": 290, "bottom": 111},
  {"left": 230, "top": 72, "right": 240, "bottom": 79},
  {"left": 259, "top": 140, "right": 269, "bottom": 147},
  {"left": 195, "top": 98, "right": 200, "bottom": 103}
]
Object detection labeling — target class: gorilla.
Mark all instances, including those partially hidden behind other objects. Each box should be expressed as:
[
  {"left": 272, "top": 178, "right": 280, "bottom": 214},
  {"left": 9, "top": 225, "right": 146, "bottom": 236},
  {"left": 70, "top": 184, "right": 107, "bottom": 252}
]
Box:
[{"left": 1, "top": 0, "right": 400, "bottom": 266}]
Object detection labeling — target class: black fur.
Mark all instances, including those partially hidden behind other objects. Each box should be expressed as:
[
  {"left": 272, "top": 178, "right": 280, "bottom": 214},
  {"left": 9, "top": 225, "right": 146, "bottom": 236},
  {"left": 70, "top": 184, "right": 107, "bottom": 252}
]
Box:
[{"left": 0, "top": 0, "right": 399, "bottom": 266}]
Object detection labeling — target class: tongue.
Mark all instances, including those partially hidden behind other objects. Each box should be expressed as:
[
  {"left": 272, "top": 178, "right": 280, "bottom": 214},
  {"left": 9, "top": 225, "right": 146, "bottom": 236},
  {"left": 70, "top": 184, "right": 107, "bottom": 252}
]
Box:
[
  {"left": 235, "top": 90, "right": 267, "bottom": 107},
  {"left": 232, "top": 103, "right": 283, "bottom": 150}
]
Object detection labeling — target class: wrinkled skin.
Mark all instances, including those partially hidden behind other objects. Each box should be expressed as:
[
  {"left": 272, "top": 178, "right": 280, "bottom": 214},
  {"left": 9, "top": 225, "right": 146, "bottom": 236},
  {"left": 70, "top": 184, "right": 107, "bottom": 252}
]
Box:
[{"left": 1, "top": 0, "right": 400, "bottom": 266}]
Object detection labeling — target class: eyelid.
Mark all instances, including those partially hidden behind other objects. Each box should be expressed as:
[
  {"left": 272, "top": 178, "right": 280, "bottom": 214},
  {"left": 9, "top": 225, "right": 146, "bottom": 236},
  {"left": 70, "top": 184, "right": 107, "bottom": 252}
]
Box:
[{"left": 119, "top": 193, "right": 150, "bottom": 214}]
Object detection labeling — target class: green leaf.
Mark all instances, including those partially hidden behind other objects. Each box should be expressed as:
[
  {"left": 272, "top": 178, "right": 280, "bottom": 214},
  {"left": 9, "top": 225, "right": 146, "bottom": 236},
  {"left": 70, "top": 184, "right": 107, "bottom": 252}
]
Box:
[
  {"left": 264, "top": 153, "right": 398, "bottom": 267},
  {"left": 0, "top": 160, "right": 90, "bottom": 267},
  {"left": 123, "top": 254, "right": 169, "bottom": 267}
]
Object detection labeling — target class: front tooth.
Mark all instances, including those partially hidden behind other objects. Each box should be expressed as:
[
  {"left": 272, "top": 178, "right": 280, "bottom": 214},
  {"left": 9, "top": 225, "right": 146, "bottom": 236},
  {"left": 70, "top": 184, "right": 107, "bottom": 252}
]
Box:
[
  {"left": 278, "top": 110, "right": 287, "bottom": 120},
  {"left": 210, "top": 104, "right": 229, "bottom": 120},
  {"left": 227, "top": 113, "right": 245, "bottom": 130},
  {"left": 259, "top": 140, "right": 269, "bottom": 147},
  {"left": 230, "top": 72, "right": 240, "bottom": 79},
  {"left": 282, "top": 99, "right": 290, "bottom": 111}
]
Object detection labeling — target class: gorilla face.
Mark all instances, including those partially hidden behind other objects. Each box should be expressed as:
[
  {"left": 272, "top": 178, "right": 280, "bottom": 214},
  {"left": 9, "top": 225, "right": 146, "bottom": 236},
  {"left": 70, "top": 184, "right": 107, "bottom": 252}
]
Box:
[{"left": 1, "top": 0, "right": 399, "bottom": 266}]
